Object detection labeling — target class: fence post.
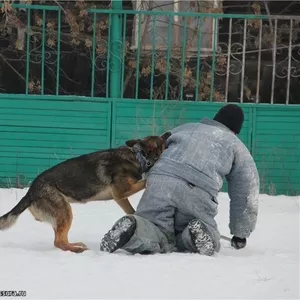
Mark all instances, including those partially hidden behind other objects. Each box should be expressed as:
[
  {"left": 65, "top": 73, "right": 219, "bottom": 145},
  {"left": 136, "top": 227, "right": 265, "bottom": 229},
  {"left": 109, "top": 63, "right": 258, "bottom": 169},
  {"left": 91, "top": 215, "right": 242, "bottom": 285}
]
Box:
[{"left": 109, "top": 0, "right": 122, "bottom": 98}]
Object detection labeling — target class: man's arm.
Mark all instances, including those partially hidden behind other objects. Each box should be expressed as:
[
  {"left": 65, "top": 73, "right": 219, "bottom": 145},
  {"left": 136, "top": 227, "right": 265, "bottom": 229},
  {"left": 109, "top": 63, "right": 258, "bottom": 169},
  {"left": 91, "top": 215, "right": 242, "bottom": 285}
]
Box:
[{"left": 226, "top": 143, "right": 260, "bottom": 241}]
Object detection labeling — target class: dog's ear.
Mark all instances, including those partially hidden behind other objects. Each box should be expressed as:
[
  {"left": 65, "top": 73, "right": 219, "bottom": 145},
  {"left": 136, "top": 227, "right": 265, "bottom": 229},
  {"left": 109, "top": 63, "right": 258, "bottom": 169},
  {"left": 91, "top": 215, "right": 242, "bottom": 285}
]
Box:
[
  {"left": 154, "top": 132, "right": 171, "bottom": 150},
  {"left": 125, "top": 139, "right": 140, "bottom": 147},
  {"left": 160, "top": 131, "right": 172, "bottom": 141}
]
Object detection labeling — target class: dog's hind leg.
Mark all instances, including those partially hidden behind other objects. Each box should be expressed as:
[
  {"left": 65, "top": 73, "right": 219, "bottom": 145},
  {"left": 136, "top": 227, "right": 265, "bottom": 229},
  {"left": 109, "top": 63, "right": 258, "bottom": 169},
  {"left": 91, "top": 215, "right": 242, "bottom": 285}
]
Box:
[
  {"left": 53, "top": 201, "right": 88, "bottom": 253},
  {"left": 30, "top": 194, "right": 88, "bottom": 253},
  {"left": 28, "top": 207, "right": 42, "bottom": 222}
]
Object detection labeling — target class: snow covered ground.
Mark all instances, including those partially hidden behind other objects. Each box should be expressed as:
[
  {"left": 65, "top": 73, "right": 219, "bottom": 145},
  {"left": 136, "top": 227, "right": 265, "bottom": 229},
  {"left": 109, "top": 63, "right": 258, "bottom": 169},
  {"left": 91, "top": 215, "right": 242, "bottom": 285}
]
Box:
[{"left": 0, "top": 188, "right": 299, "bottom": 299}]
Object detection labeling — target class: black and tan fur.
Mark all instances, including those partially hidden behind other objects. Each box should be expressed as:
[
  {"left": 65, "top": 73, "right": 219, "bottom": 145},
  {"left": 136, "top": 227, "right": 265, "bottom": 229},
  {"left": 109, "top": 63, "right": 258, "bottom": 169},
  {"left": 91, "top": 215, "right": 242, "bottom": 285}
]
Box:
[{"left": 0, "top": 132, "right": 171, "bottom": 253}]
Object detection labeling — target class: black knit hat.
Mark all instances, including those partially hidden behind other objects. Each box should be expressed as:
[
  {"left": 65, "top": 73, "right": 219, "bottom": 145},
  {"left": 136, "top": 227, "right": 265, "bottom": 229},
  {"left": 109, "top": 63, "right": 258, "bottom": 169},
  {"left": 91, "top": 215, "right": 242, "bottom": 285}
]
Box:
[{"left": 213, "top": 104, "right": 244, "bottom": 134}]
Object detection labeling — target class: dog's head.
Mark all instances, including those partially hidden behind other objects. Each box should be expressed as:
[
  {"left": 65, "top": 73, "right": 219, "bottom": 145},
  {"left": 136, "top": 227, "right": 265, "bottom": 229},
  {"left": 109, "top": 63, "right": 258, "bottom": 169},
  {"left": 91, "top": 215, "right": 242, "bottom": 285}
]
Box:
[{"left": 126, "top": 132, "right": 171, "bottom": 170}]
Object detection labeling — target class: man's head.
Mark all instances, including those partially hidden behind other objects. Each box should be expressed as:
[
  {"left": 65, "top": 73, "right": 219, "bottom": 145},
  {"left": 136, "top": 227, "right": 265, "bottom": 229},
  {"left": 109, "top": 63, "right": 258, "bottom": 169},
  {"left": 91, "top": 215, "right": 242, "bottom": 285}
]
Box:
[{"left": 213, "top": 104, "right": 244, "bottom": 134}]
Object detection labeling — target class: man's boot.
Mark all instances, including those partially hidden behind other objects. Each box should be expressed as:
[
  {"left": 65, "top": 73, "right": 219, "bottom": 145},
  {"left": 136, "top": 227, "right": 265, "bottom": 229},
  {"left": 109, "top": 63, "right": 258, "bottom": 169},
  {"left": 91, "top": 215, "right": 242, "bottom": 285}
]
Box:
[
  {"left": 100, "top": 216, "right": 136, "bottom": 253},
  {"left": 188, "top": 219, "right": 215, "bottom": 256}
]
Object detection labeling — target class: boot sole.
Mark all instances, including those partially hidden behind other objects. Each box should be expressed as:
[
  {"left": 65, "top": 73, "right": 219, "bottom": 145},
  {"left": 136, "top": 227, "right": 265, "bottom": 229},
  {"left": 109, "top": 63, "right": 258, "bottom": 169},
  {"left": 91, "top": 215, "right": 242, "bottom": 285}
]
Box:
[
  {"left": 188, "top": 219, "right": 215, "bottom": 256},
  {"left": 100, "top": 216, "right": 136, "bottom": 253}
]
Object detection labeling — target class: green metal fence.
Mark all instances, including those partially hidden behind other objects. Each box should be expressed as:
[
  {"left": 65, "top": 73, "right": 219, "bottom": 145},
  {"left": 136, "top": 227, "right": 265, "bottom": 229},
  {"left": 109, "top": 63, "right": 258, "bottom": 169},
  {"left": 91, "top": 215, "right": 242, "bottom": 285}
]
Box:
[{"left": 0, "top": 3, "right": 299, "bottom": 195}]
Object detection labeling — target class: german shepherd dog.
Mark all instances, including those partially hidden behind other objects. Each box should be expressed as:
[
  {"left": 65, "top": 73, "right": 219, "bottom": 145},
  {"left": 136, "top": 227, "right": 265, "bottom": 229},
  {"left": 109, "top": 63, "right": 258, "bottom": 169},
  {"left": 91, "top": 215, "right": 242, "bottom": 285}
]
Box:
[{"left": 0, "top": 132, "right": 171, "bottom": 253}]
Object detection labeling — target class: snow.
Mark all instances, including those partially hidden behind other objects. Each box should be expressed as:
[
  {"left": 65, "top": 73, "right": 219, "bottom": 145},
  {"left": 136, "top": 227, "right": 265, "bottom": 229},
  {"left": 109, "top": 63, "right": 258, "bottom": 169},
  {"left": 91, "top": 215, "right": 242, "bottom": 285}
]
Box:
[{"left": 0, "top": 188, "right": 299, "bottom": 299}]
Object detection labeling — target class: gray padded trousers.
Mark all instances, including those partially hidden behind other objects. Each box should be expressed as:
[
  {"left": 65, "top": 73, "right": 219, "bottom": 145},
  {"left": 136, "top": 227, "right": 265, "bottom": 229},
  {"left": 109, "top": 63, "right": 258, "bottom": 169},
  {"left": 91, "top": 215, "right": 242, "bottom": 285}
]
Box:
[{"left": 120, "top": 174, "right": 221, "bottom": 254}]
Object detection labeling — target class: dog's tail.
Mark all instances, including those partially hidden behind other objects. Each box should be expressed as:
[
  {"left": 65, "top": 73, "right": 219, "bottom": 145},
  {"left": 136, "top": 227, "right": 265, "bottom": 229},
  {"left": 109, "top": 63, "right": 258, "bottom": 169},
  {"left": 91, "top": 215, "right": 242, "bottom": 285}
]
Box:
[{"left": 0, "top": 195, "right": 32, "bottom": 230}]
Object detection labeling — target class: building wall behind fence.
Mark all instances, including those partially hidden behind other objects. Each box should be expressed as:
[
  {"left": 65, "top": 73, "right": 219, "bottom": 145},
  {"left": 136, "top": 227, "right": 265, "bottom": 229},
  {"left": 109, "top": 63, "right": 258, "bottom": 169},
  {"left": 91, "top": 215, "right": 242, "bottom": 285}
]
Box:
[{"left": 0, "top": 95, "right": 299, "bottom": 196}]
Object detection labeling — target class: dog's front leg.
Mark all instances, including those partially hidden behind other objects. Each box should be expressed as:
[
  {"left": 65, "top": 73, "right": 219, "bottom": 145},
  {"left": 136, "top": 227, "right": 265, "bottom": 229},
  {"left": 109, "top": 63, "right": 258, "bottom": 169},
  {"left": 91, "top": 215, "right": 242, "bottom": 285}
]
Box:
[
  {"left": 114, "top": 198, "right": 135, "bottom": 214},
  {"left": 112, "top": 180, "right": 146, "bottom": 214}
]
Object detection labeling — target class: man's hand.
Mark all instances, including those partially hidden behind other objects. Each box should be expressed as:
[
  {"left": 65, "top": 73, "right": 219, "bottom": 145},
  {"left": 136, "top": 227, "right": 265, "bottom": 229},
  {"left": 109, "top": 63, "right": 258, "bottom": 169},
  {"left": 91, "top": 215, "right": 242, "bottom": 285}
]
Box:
[{"left": 231, "top": 236, "right": 247, "bottom": 249}]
